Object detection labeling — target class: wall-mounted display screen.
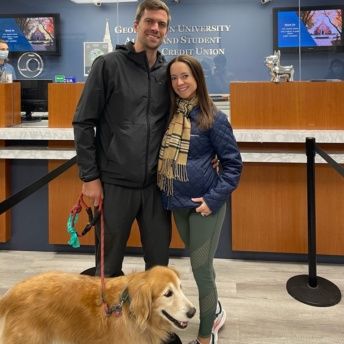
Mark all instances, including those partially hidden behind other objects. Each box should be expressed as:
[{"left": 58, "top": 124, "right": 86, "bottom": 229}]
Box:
[
  {"left": 273, "top": 6, "right": 344, "bottom": 53},
  {"left": 0, "top": 13, "right": 60, "bottom": 55}
]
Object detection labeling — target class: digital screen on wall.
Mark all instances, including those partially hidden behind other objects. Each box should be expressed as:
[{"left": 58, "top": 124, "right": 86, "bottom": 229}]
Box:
[
  {"left": 0, "top": 13, "right": 60, "bottom": 55},
  {"left": 273, "top": 6, "right": 344, "bottom": 53}
]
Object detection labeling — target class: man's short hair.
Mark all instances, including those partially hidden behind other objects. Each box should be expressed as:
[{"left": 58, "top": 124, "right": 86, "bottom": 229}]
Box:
[{"left": 135, "top": 0, "right": 171, "bottom": 27}]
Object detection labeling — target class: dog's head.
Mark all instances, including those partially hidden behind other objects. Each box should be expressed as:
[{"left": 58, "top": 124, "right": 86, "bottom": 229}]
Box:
[{"left": 127, "top": 266, "right": 196, "bottom": 332}]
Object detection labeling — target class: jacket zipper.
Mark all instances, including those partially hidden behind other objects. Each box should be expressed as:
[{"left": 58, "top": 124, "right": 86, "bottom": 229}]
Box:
[{"left": 144, "top": 69, "right": 151, "bottom": 187}]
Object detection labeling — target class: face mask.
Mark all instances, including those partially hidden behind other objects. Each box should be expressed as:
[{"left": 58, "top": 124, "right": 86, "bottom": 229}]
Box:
[{"left": 0, "top": 50, "right": 9, "bottom": 60}]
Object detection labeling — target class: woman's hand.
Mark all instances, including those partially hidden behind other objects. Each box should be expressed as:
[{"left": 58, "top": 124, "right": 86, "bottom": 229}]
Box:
[
  {"left": 191, "top": 197, "right": 212, "bottom": 217},
  {"left": 211, "top": 156, "right": 220, "bottom": 173},
  {"left": 82, "top": 179, "right": 103, "bottom": 207}
]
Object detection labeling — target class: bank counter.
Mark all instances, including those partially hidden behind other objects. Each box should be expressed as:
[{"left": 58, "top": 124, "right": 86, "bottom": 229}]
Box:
[
  {"left": 230, "top": 81, "right": 344, "bottom": 256},
  {"left": 1, "top": 82, "right": 344, "bottom": 258}
]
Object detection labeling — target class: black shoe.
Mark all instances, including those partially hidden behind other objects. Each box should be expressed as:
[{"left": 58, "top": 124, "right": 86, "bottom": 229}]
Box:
[
  {"left": 163, "top": 333, "right": 182, "bottom": 344},
  {"left": 80, "top": 267, "right": 124, "bottom": 277},
  {"left": 80, "top": 266, "right": 96, "bottom": 276}
]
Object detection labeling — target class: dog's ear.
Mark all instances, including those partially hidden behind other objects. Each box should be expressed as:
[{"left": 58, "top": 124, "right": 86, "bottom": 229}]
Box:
[{"left": 129, "top": 281, "right": 152, "bottom": 330}]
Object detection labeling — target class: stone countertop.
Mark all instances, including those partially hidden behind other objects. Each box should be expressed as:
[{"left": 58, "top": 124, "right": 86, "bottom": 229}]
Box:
[
  {"left": 0, "top": 124, "right": 74, "bottom": 140},
  {"left": 1, "top": 125, "right": 344, "bottom": 143},
  {"left": 234, "top": 129, "right": 344, "bottom": 143},
  {"left": 0, "top": 125, "right": 343, "bottom": 162}
]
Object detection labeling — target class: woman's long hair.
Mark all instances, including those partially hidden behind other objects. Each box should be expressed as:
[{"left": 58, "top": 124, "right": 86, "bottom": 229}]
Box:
[{"left": 166, "top": 54, "right": 217, "bottom": 130}]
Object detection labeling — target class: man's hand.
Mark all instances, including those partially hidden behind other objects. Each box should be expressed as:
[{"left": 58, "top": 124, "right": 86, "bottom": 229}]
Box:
[
  {"left": 82, "top": 179, "right": 103, "bottom": 207},
  {"left": 191, "top": 197, "right": 212, "bottom": 217}
]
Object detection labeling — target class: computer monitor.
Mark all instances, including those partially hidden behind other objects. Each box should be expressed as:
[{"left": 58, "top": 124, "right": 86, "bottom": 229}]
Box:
[{"left": 20, "top": 79, "right": 52, "bottom": 121}]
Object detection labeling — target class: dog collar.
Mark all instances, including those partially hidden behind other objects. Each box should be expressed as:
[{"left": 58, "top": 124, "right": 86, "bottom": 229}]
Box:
[{"left": 104, "top": 288, "right": 130, "bottom": 317}]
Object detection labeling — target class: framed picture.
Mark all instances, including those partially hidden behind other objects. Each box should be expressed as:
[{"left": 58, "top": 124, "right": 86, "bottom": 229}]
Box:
[{"left": 83, "top": 42, "right": 109, "bottom": 76}]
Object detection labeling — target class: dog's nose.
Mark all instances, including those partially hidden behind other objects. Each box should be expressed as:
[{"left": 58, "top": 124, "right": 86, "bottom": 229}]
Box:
[{"left": 187, "top": 307, "right": 196, "bottom": 319}]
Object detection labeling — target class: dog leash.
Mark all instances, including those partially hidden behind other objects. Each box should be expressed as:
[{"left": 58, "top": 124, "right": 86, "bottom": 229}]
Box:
[
  {"left": 97, "top": 198, "right": 131, "bottom": 317},
  {"left": 67, "top": 194, "right": 128, "bottom": 316}
]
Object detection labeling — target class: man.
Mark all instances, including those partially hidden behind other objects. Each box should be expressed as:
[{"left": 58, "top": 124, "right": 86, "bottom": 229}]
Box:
[
  {"left": 73, "top": 7, "right": 182, "bottom": 343},
  {"left": 0, "top": 39, "right": 16, "bottom": 81}
]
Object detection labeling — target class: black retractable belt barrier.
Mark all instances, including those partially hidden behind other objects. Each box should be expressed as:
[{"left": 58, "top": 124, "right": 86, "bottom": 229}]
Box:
[
  {"left": 0, "top": 156, "right": 77, "bottom": 215},
  {"left": 286, "top": 138, "right": 342, "bottom": 307}
]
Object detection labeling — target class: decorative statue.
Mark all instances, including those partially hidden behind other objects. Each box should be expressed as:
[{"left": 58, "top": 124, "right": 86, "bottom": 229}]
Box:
[{"left": 265, "top": 50, "right": 294, "bottom": 83}]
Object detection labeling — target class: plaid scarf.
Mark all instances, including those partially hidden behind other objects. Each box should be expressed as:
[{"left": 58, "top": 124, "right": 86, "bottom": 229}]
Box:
[{"left": 157, "top": 96, "right": 199, "bottom": 196}]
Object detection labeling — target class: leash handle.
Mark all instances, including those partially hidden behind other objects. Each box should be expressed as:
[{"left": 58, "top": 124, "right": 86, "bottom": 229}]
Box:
[
  {"left": 67, "top": 194, "right": 101, "bottom": 248},
  {"left": 78, "top": 194, "right": 89, "bottom": 209},
  {"left": 80, "top": 208, "right": 100, "bottom": 236}
]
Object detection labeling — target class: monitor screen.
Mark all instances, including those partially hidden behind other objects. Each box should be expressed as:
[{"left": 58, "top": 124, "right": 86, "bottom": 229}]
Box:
[
  {"left": 273, "top": 6, "right": 344, "bottom": 53},
  {"left": 20, "top": 79, "right": 52, "bottom": 121},
  {"left": 0, "top": 13, "right": 60, "bottom": 55}
]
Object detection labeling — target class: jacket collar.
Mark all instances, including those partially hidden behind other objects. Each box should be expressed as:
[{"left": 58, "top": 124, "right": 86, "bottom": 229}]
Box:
[{"left": 116, "top": 41, "right": 165, "bottom": 70}]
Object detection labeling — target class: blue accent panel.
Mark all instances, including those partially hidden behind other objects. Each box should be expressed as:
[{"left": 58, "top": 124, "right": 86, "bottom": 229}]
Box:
[
  {"left": 278, "top": 11, "right": 316, "bottom": 48},
  {"left": 0, "top": 18, "right": 33, "bottom": 51}
]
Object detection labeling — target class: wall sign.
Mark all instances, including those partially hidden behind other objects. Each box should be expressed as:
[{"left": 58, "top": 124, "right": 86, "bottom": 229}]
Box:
[{"left": 17, "top": 52, "right": 44, "bottom": 78}]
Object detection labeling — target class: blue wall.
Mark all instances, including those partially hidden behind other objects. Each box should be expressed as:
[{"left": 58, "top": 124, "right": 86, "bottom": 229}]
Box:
[{"left": 1, "top": 0, "right": 344, "bottom": 91}]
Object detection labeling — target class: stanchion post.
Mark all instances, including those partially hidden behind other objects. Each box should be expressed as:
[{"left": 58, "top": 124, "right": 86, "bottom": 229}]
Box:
[
  {"left": 306, "top": 137, "right": 317, "bottom": 288},
  {"left": 286, "top": 137, "right": 341, "bottom": 307}
]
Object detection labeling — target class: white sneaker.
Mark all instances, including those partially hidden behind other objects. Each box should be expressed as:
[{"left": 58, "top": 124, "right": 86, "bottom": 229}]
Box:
[
  {"left": 189, "top": 336, "right": 215, "bottom": 344},
  {"left": 212, "top": 301, "right": 226, "bottom": 343}
]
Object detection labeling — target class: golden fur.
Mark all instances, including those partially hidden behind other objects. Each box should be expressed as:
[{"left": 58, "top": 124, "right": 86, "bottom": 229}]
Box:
[{"left": 0, "top": 266, "right": 196, "bottom": 344}]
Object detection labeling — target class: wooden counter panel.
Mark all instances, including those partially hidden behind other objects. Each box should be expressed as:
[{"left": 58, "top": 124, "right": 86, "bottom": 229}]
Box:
[
  {"left": 0, "top": 83, "right": 19, "bottom": 241},
  {"left": 232, "top": 163, "right": 344, "bottom": 255},
  {"left": 48, "top": 83, "right": 84, "bottom": 128},
  {"left": 12, "top": 82, "right": 21, "bottom": 125},
  {"left": 0, "top": 83, "right": 21, "bottom": 127},
  {"left": 231, "top": 83, "right": 299, "bottom": 128},
  {"left": 231, "top": 82, "right": 344, "bottom": 129},
  {"left": 0, "top": 85, "right": 13, "bottom": 127},
  {"left": 316, "top": 165, "right": 344, "bottom": 255},
  {"left": 0, "top": 154, "right": 11, "bottom": 242},
  {"left": 232, "top": 163, "right": 307, "bottom": 253}
]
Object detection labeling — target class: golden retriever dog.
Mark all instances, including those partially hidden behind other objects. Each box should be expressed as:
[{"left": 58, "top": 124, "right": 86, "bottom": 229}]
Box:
[{"left": 0, "top": 266, "right": 196, "bottom": 344}]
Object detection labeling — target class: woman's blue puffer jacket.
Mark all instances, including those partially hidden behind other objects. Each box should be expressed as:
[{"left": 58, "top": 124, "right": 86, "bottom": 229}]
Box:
[{"left": 161, "top": 107, "right": 242, "bottom": 214}]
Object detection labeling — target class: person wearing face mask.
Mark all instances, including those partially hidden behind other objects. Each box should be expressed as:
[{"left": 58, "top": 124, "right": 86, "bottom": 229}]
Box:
[
  {"left": 158, "top": 55, "right": 242, "bottom": 344},
  {"left": 0, "top": 39, "right": 16, "bottom": 82}
]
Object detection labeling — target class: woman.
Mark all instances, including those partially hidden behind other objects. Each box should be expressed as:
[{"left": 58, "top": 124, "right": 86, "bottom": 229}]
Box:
[{"left": 158, "top": 55, "right": 242, "bottom": 344}]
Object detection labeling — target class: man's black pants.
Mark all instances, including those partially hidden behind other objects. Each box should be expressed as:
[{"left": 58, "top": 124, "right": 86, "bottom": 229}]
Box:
[{"left": 95, "top": 183, "right": 171, "bottom": 277}]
